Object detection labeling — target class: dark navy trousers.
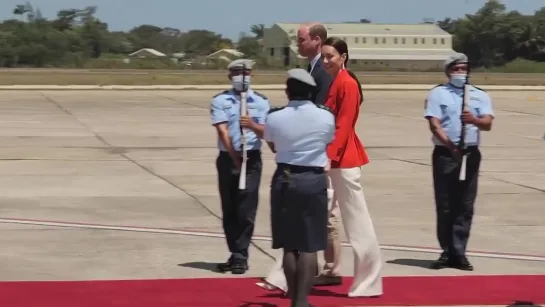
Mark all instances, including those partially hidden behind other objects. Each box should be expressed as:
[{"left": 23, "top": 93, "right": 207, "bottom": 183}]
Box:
[
  {"left": 432, "top": 146, "right": 481, "bottom": 259},
  {"left": 216, "top": 150, "right": 262, "bottom": 262}
]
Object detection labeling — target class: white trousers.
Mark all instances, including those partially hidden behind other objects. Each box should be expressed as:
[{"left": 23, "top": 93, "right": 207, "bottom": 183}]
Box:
[
  {"left": 264, "top": 167, "right": 383, "bottom": 297},
  {"left": 263, "top": 249, "right": 288, "bottom": 292}
]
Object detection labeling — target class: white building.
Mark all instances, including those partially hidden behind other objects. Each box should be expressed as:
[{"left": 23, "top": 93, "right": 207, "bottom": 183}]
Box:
[{"left": 262, "top": 22, "right": 457, "bottom": 70}]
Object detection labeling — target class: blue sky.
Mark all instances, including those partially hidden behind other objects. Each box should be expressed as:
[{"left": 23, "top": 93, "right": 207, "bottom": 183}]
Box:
[{"left": 1, "top": 0, "right": 544, "bottom": 40}]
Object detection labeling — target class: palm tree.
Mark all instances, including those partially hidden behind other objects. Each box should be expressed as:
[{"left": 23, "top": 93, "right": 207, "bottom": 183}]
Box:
[
  {"left": 13, "top": 4, "right": 29, "bottom": 16},
  {"left": 12, "top": 2, "right": 38, "bottom": 21},
  {"left": 250, "top": 24, "right": 265, "bottom": 39}
]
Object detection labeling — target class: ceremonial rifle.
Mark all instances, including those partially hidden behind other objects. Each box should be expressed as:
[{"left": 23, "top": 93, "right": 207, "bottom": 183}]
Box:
[
  {"left": 238, "top": 64, "right": 248, "bottom": 190},
  {"left": 459, "top": 65, "right": 470, "bottom": 181}
]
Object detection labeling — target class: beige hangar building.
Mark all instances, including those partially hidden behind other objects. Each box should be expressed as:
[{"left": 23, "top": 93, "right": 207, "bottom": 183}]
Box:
[{"left": 261, "top": 22, "right": 457, "bottom": 70}]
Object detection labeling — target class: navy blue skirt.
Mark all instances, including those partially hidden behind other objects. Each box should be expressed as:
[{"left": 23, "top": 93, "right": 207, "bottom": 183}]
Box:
[{"left": 270, "top": 163, "right": 328, "bottom": 253}]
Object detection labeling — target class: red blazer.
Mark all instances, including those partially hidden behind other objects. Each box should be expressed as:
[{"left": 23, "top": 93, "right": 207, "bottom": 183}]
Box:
[{"left": 325, "top": 69, "right": 369, "bottom": 169}]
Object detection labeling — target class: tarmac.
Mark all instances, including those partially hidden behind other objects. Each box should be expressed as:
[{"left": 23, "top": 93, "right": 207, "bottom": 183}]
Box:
[{"left": 0, "top": 89, "right": 543, "bottom": 306}]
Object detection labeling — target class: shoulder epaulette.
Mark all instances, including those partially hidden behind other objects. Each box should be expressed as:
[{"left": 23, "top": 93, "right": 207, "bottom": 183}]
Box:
[
  {"left": 316, "top": 104, "right": 333, "bottom": 114},
  {"left": 471, "top": 85, "right": 486, "bottom": 92},
  {"left": 432, "top": 84, "right": 443, "bottom": 89},
  {"left": 253, "top": 91, "right": 268, "bottom": 100},
  {"left": 268, "top": 106, "right": 285, "bottom": 114},
  {"left": 213, "top": 90, "right": 230, "bottom": 98}
]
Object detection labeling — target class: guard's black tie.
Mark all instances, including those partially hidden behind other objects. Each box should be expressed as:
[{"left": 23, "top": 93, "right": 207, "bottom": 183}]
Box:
[{"left": 306, "top": 63, "right": 311, "bottom": 72}]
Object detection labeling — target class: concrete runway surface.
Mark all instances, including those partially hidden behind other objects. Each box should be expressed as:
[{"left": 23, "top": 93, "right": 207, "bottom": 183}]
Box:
[{"left": 0, "top": 90, "right": 543, "bottom": 304}]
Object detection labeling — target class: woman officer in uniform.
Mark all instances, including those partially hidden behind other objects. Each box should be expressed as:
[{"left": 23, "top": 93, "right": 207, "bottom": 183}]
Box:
[{"left": 263, "top": 68, "right": 335, "bottom": 307}]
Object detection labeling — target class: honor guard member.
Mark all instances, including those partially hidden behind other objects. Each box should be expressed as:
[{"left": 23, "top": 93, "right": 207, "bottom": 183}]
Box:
[
  {"left": 424, "top": 53, "right": 495, "bottom": 271},
  {"left": 264, "top": 68, "right": 335, "bottom": 307},
  {"left": 210, "top": 59, "right": 270, "bottom": 274}
]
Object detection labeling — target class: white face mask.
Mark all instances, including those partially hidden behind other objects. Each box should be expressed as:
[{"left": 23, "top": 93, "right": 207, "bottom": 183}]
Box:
[
  {"left": 232, "top": 75, "right": 251, "bottom": 92},
  {"left": 450, "top": 73, "right": 467, "bottom": 88}
]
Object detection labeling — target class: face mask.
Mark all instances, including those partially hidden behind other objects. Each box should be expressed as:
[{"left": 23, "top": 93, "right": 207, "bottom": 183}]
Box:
[
  {"left": 232, "top": 75, "right": 251, "bottom": 91},
  {"left": 450, "top": 73, "right": 467, "bottom": 88}
]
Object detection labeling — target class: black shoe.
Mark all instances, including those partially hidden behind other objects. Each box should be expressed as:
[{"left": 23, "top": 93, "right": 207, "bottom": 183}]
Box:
[
  {"left": 449, "top": 257, "right": 474, "bottom": 271},
  {"left": 430, "top": 252, "right": 450, "bottom": 270},
  {"left": 231, "top": 261, "right": 249, "bottom": 274},
  {"left": 508, "top": 300, "right": 541, "bottom": 306},
  {"left": 216, "top": 256, "right": 233, "bottom": 272},
  {"left": 313, "top": 274, "right": 342, "bottom": 286}
]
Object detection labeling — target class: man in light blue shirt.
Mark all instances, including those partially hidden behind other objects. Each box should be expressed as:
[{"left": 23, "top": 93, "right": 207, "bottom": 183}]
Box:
[
  {"left": 424, "top": 53, "right": 495, "bottom": 271},
  {"left": 263, "top": 68, "right": 334, "bottom": 307},
  {"left": 210, "top": 59, "right": 270, "bottom": 274}
]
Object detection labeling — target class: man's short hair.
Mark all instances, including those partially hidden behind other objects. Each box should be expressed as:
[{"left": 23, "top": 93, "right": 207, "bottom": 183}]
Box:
[{"left": 308, "top": 24, "right": 327, "bottom": 41}]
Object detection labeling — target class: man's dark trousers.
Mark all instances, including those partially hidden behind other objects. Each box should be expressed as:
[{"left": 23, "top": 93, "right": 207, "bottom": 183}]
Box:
[
  {"left": 216, "top": 150, "right": 262, "bottom": 264},
  {"left": 432, "top": 145, "right": 481, "bottom": 259}
]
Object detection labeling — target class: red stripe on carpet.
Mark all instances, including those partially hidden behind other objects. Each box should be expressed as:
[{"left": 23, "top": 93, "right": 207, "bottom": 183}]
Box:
[{"left": 0, "top": 275, "right": 543, "bottom": 306}]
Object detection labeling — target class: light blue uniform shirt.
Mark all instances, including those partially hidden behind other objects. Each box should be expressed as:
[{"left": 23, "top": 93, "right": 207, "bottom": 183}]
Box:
[
  {"left": 425, "top": 83, "right": 494, "bottom": 146},
  {"left": 264, "top": 100, "right": 335, "bottom": 167},
  {"left": 210, "top": 89, "right": 270, "bottom": 151}
]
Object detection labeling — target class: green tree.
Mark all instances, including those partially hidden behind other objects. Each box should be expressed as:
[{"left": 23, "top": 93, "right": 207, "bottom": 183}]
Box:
[
  {"left": 2, "top": 0, "right": 545, "bottom": 70},
  {"left": 180, "top": 30, "right": 233, "bottom": 56},
  {"left": 250, "top": 24, "right": 265, "bottom": 38},
  {"left": 237, "top": 34, "right": 261, "bottom": 57},
  {"left": 13, "top": 3, "right": 32, "bottom": 20}
]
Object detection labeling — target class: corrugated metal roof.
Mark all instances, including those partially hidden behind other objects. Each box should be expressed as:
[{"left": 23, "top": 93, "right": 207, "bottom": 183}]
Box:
[
  {"left": 348, "top": 48, "right": 456, "bottom": 60},
  {"left": 276, "top": 23, "right": 449, "bottom": 36},
  {"left": 128, "top": 48, "right": 166, "bottom": 57},
  {"left": 207, "top": 48, "right": 244, "bottom": 58}
]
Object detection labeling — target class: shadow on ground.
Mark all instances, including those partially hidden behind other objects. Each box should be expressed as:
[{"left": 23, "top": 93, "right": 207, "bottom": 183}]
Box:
[
  {"left": 386, "top": 258, "right": 436, "bottom": 269},
  {"left": 178, "top": 261, "right": 219, "bottom": 273}
]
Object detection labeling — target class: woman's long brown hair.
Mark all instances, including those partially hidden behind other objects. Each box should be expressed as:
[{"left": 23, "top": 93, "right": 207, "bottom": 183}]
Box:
[{"left": 323, "top": 36, "right": 363, "bottom": 104}]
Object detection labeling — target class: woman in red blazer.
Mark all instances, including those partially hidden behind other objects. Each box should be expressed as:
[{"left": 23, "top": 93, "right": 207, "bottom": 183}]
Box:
[{"left": 317, "top": 37, "right": 383, "bottom": 298}]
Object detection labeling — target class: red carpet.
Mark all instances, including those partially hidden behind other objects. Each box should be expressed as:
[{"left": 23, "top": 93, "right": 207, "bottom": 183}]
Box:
[{"left": 1, "top": 275, "right": 544, "bottom": 306}]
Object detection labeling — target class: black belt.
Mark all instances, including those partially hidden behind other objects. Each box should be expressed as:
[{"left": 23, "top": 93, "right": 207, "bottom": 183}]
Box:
[
  {"left": 220, "top": 150, "right": 260, "bottom": 154},
  {"left": 276, "top": 163, "right": 324, "bottom": 174},
  {"left": 434, "top": 145, "right": 479, "bottom": 153}
]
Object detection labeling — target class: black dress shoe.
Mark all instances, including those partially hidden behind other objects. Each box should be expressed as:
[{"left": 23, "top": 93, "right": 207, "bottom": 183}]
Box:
[
  {"left": 508, "top": 300, "right": 541, "bottom": 306},
  {"left": 216, "top": 256, "right": 233, "bottom": 272},
  {"left": 313, "top": 274, "right": 342, "bottom": 286},
  {"left": 430, "top": 252, "right": 450, "bottom": 270},
  {"left": 231, "top": 261, "right": 249, "bottom": 274},
  {"left": 449, "top": 257, "right": 474, "bottom": 271}
]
